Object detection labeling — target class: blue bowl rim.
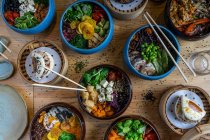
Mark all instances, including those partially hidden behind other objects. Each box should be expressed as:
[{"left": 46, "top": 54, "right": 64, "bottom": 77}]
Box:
[
  {"left": 59, "top": 0, "right": 114, "bottom": 53},
  {"left": 124, "top": 24, "right": 181, "bottom": 80},
  {"left": 1, "top": 0, "right": 54, "bottom": 32}
]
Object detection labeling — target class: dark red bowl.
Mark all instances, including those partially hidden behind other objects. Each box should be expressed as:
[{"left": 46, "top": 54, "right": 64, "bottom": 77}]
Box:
[
  {"left": 165, "top": 0, "right": 210, "bottom": 41},
  {"left": 30, "top": 102, "right": 86, "bottom": 140},
  {"left": 104, "top": 115, "right": 161, "bottom": 140},
  {"left": 77, "top": 64, "right": 133, "bottom": 120}
]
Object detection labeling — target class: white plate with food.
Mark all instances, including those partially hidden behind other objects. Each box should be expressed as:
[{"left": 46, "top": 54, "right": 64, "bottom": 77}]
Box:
[
  {"left": 25, "top": 47, "right": 62, "bottom": 83},
  {"left": 166, "top": 90, "right": 206, "bottom": 129}
]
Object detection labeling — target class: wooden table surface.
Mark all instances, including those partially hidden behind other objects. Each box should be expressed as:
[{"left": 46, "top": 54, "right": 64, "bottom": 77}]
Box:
[{"left": 0, "top": 0, "right": 210, "bottom": 140}]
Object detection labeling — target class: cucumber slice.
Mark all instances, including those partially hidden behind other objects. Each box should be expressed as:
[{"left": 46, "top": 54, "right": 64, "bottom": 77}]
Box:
[
  {"left": 94, "top": 25, "right": 100, "bottom": 33},
  {"left": 99, "top": 28, "right": 106, "bottom": 37},
  {"left": 98, "top": 18, "right": 106, "bottom": 27},
  {"left": 103, "top": 21, "right": 110, "bottom": 30}
]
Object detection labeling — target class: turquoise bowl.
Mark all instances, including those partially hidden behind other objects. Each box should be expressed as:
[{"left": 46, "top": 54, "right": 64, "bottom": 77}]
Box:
[
  {"left": 1, "top": 0, "right": 56, "bottom": 35},
  {"left": 59, "top": 0, "right": 114, "bottom": 54},
  {"left": 123, "top": 24, "right": 181, "bottom": 80}
]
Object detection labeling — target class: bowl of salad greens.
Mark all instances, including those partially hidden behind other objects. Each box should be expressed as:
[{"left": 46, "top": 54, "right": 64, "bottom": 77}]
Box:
[
  {"left": 124, "top": 24, "right": 180, "bottom": 80},
  {"left": 77, "top": 64, "right": 132, "bottom": 120},
  {"left": 60, "top": 0, "right": 114, "bottom": 54},
  {"left": 1, "top": 0, "right": 55, "bottom": 35},
  {"left": 104, "top": 115, "right": 160, "bottom": 140}
]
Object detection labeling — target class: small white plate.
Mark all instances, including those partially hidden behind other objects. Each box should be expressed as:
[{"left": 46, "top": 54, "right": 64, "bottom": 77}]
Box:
[
  {"left": 0, "top": 85, "right": 28, "bottom": 140},
  {"left": 25, "top": 47, "right": 62, "bottom": 83},
  {"left": 110, "top": 0, "right": 143, "bottom": 11},
  {"left": 166, "top": 90, "right": 204, "bottom": 129}
]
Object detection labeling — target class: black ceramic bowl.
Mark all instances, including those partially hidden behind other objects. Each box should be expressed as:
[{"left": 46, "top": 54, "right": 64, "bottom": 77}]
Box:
[
  {"left": 104, "top": 115, "right": 161, "bottom": 140},
  {"left": 30, "top": 102, "right": 86, "bottom": 140},
  {"left": 165, "top": 0, "right": 210, "bottom": 41},
  {"left": 77, "top": 64, "right": 132, "bottom": 120}
]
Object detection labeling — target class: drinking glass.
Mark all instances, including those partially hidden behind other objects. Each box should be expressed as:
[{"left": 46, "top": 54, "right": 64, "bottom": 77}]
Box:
[{"left": 189, "top": 50, "right": 210, "bottom": 75}]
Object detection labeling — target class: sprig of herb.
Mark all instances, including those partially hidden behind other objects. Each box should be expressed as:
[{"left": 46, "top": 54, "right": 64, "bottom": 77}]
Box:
[{"left": 74, "top": 61, "right": 87, "bottom": 73}]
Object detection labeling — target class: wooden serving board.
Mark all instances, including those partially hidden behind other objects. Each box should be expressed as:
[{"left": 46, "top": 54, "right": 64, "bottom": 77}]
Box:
[{"left": 0, "top": 0, "right": 210, "bottom": 140}]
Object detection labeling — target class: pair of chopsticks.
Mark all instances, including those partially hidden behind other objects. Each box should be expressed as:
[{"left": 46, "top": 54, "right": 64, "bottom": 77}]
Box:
[
  {"left": 143, "top": 12, "right": 196, "bottom": 83},
  {"left": 32, "top": 66, "right": 87, "bottom": 92},
  {"left": 0, "top": 40, "right": 11, "bottom": 60}
]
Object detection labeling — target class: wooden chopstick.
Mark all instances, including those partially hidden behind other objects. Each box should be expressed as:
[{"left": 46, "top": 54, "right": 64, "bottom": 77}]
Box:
[
  {"left": 0, "top": 41, "right": 11, "bottom": 53},
  {"left": 0, "top": 52, "right": 8, "bottom": 60},
  {"left": 33, "top": 84, "right": 87, "bottom": 91},
  {"left": 145, "top": 12, "right": 196, "bottom": 77},
  {"left": 143, "top": 14, "right": 189, "bottom": 83},
  {"left": 43, "top": 66, "right": 87, "bottom": 90}
]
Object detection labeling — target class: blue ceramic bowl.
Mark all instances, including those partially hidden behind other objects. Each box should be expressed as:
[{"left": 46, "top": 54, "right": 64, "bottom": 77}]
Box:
[
  {"left": 124, "top": 25, "right": 180, "bottom": 80},
  {"left": 59, "top": 0, "right": 114, "bottom": 54},
  {"left": 1, "top": 0, "right": 56, "bottom": 35}
]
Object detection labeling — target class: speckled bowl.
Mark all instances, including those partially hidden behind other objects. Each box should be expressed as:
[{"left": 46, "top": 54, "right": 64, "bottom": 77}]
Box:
[
  {"left": 104, "top": 115, "right": 161, "bottom": 140},
  {"left": 165, "top": 0, "right": 210, "bottom": 41},
  {"left": 30, "top": 102, "right": 86, "bottom": 140},
  {"left": 77, "top": 64, "right": 132, "bottom": 120},
  {"left": 0, "top": 60, "right": 14, "bottom": 81}
]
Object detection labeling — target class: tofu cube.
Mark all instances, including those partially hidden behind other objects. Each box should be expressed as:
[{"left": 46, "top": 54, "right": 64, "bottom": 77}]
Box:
[
  {"left": 106, "top": 87, "right": 113, "bottom": 95},
  {"left": 106, "top": 94, "right": 113, "bottom": 101},
  {"left": 99, "top": 88, "right": 105, "bottom": 94},
  {"left": 19, "top": 11, "right": 24, "bottom": 17},
  {"left": 100, "top": 79, "right": 109, "bottom": 88},
  {"left": 28, "top": 4, "right": 36, "bottom": 12},
  {"left": 19, "top": 4, "right": 27, "bottom": 12},
  {"left": 28, "top": 0, "right": 35, "bottom": 5},
  {"left": 98, "top": 94, "right": 106, "bottom": 102},
  {"left": 108, "top": 81, "right": 114, "bottom": 87},
  {"left": 18, "top": 0, "right": 25, "bottom": 3},
  {"left": 96, "top": 84, "right": 101, "bottom": 91}
]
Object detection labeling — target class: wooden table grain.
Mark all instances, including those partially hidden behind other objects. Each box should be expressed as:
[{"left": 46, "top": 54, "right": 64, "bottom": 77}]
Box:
[{"left": 0, "top": 0, "right": 210, "bottom": 140}]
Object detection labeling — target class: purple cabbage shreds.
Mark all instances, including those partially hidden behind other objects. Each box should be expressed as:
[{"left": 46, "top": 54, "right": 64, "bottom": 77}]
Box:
[
  {"left": 62, "top": 22, "right": 78, "bottom": 42},
  {"left": 108, "top": 92, "right": 130, "bottom": 113},
  {"left": 107, "top": 92, "right": 121, "bottom": 113}
]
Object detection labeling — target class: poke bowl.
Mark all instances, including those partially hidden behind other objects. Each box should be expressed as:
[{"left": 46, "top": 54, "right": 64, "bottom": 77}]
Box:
[
  {"left": 60, "top": 0, "right": 114, "bottom": 54},
  {"left": 165, "top": 0, "right": 210, "bottom": 40},
  {"left": 104, "top": 115, "right": 161, "bottom": 140},
  {"left": 124, "top": 25, "right": 180, "bottom": 80},
  {"left": 77, "top": 64, "right": 132, "bottom": 120},
  {"left": 1, "top": 0, "right": 55, "bottom": 35},
  {"left": 30, "top": 102, "right": 86, "bottom": 140}
]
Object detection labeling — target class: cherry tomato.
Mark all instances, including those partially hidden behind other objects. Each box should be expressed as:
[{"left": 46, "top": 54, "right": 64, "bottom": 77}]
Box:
[
  {"left": 108, "top": 71, "right": 117, "bottom": 81},
  {"left": 92, "top": 13, "right": 101, "bottom": 22},
  {"left": 4, "top": 11, "right": 14, "bottom": 23},
  {"left": 12, "top": 12, "right": 20, "bottom": 19},
  {"left": 144, "top": 131, "right": 158, "bottom": 140}
]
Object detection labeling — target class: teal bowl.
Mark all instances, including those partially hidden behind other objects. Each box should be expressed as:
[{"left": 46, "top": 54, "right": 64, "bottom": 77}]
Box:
[
  {"left": 59, "top": 0, "right": 114, "bottom": 54},
  {"left": 1, "top": 0, "right": 56, "bottom": 35},
  {"left": 123, "top": 24, "right": 181, "bottom": 80}
]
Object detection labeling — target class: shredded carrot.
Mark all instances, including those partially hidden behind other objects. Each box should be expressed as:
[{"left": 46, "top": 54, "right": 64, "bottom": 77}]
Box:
[{"left": 108, "top": 130, "right": 124, "bottom": 140}]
